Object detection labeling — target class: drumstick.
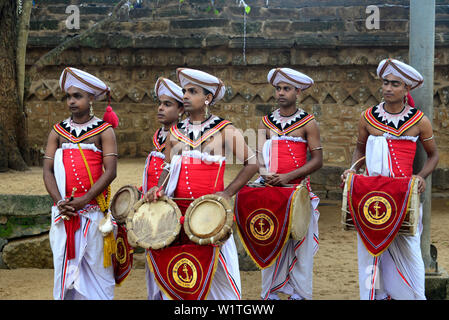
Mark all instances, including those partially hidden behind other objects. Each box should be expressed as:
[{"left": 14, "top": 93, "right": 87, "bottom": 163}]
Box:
[
  {"left": 339, "top": 156, "right": 366, "bottom": 189},
  {"left": 349, "top": 156, "right": 366, "bottom": 172},
  {"left": 157, "top": 173, "right": 170, "bottom": 195},
  {"left": 62, "top": 187, "right": 77, "bottom": 221},
  {"left": 212, "top": 161, "right": 223, "bottom": 193},
  {"left": 156, "top": 156, "right": 183, "bottom": 196},
  {"left": 69, "top": 187, "right": 77, "bottom": 201}
]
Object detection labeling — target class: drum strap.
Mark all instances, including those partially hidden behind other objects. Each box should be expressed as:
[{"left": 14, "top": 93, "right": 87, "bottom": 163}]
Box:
[{"left": 77, "top": 143, "right": 116, "bottom": 268}]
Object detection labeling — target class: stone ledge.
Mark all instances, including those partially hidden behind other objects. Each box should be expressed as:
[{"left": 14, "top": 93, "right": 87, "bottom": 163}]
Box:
[
  {"left": 0, "top": 194, "right": 52, "bottom": 216},
  {"left": 0, "top": 195, "right": 52, "bottom": 240},
  {"left": 426, "top": 268, "right": 449, "bottom": 300},
  {"left": 1, "top": 234, "right": 53, "bottom": 269}
]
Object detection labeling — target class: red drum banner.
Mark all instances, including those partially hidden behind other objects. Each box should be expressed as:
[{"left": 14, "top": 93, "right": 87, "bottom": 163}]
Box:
[
  {"left": 113, "top": 224, "right": 134, "bottom": 285},
  {"left": 147, "top": 244, "right": 219, "bottom": 300},
  {"left": 347, "top": 173, "right": 415, "bottom": 256},
  {"left": 234, "top": 185, "right": 297, "bottom": 269}
]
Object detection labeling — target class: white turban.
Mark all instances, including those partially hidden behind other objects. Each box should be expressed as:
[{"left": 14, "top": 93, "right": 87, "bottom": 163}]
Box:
[
  {"left": 59, "top": 67, "right": 109, "bottom": 100},
  {"left": 267, "top": 67, "right": 314, "bottom": 90},
  {"left": 154, "top": 77, "right": 183, "bottom": 103},
  {"left": 176, "top": 68, "right": 225, "bottom": 105},
  {"left": 377, "top": 59, "right": 424, "bottom": 91}
]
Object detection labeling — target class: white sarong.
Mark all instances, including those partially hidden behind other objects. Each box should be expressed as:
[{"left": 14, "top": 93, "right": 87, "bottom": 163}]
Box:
[
  {"left": 49, "top": 143, "right": 116, "bottom": 300},
  {"left": 357, "top": 134, "right": 425, "bottom": 300},
  {"left": 260, "top": 136, "right": 320, "bottom": 300}
]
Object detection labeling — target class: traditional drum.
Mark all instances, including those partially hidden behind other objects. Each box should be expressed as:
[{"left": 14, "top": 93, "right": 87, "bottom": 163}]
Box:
[
  {"left": 110, "top": 185, "right": 140, "bottom": 225},
  {"left": 234, "top": 181, "right": 312, "bottom": 269},
  {"left": 183, "top": 194, "right": 234, "bottom": 245},
  {"left": 290, "top": 183, "right": 311, "bottom": 241},
  {"left": 126, "top": 196, "right": 182, "bottom": 249},
  {"left": 341, "top": 174, "right": 419, "bottom": 236},
  {"left": 245, "top": 181, "right": 311, "bottom": 240}
]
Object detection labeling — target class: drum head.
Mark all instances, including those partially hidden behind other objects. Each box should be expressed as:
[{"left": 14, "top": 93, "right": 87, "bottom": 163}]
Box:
[
  {"left": 290, "top": 185, "right": 311, "bottom": 241},
  {"left": 126, "top": 196, "right": 181, "bottom": 249},
  {"left": 184, "top": 194, "right": 234, "bottom": 245},
  {"left": 110, "top": 185, "right": 140, "bottom": 224}
]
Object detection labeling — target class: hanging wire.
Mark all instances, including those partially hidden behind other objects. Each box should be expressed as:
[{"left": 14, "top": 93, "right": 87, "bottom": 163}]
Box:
[
  {"left": 237, "top": 0, "right": 250, "bottom": 65},
  {"left": 243, "top": 7, "right": 247, "bottom": 64}
]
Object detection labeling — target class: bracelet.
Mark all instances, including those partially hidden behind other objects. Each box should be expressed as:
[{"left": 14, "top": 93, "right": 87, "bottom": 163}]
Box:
[
  {"left": 56, "top": 199, "right": 65, "bottom": 206},
  {"left": 43, "top": 155, "right": 54, "bottom": 160},
  {"left": 356, "top": 140, "right": 366, "bottom": 145},
  {"left": 310, "top": 146, "right": 323, "bottom": 151},
  {"left": 422, "top": 135, "right": 434, "bottom": 142},
  {"left": 103, "top": 153, "right": 118, "bottom": 157}
]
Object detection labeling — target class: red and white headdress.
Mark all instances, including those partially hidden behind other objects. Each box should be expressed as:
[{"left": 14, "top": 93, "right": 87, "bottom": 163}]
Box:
[
  {"left": 267, "top": 67, "right": 314, "bottom": 90},
  {"left": 59, "top": 67, "right": 118, "bottom": 128},
  {"left": 176, "top": 68, "right": 226, "bottom": 105},
  {"left": 377, "top": 59, "right": 424, "bottom": 91},
  {"left": 154, "top": 77, "right": 183, "bottom": 103}
]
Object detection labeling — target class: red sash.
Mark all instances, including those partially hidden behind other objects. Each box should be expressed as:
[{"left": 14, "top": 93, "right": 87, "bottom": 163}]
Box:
[
  {"left": 347, "top": 173, "right": 416, "bottom": 256},
  {"left": 64, "top": 215, "right": 80, "bottom": 260},
  {"left": 234, "top": 185, "right": 297, "bottom": 269},
  {"left": 147, "top": 244, "right": 219, "bottom": 300},
  {"left": 113, "top": 224, "right": 134, "bottom": 285}
]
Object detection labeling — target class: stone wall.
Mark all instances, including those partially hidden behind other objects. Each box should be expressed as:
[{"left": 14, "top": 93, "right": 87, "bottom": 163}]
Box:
[
  {"left": 24, "top": 0, "right": 449, "bottom": 191},
  {"left": 0, "top": 195, "right": 53, "bottom": 268}
]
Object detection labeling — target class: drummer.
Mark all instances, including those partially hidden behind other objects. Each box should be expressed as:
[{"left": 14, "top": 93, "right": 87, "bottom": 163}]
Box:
[
  {"left": 141, "top": 78, "right": 184, "bottom": 197},
  {"left": 142, "top": 77, "right": 184, "bottom": 300},
  {"left": 256, "top": 68, "right": 323, "bottom": 300},
  {"left": 43, "top": 67, "right": 118, "bottom": 300},
  {"left": 144, "top": 68, "right": 258, "bottom": 300},
  {"left": 341, "top": 59, "right": 439, "bottom": 300}
]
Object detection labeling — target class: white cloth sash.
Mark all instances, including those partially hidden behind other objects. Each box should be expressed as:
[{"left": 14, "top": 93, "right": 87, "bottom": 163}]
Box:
[{"left": 365, "top": 135, "right": 391, "bottom": 177}]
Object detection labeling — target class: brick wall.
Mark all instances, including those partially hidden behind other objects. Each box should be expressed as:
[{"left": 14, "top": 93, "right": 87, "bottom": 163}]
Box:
[{"left": 24, "top": 0, "right": 449, "bottom": 192}]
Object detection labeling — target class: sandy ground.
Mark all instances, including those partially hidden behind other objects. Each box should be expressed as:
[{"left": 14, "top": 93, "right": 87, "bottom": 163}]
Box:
[{"left": 0, "top": 158, "right": 448, "bottom": 300}]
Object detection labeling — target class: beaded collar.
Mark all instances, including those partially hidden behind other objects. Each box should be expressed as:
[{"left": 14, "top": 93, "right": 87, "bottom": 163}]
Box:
[
  {"left": 170, "top": 115, "right": 232, "bottom": 148},
  {"left": 262, "top": 108, "right": 315, "bottom": 136},
  {"left": 152, "top": 128, "right": 168, "bottom": 152},
  {"left": 54, "top": 116, "right": 111, "bottom": 143},
  {"left": 364, "top": 103, "right": 423, "bottom": 136}
]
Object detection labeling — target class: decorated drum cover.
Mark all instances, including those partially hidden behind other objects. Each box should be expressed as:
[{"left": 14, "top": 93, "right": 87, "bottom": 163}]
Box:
[
  {"left": 127, "top": 196, "right": 182, "bottom": 249},
  {"left": 342, "top": 173, "right": 419, "bottom": 256},
  {"left": 341, "top": 174, "right": 419, "bottom": 236}
]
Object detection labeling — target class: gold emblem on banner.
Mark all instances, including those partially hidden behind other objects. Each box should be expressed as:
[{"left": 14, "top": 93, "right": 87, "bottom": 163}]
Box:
[
  {"left": 250, "top": 213, "right": 275, "bottom": 241},
  {"left": 115, "top": 237, "right": 127, "bottom": 265},
  {"left": 172, "top": 258, "right": 198, "bottom": 289},
  {"left": 363, "top": 196, "right": 392, "bottom": 225}
]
